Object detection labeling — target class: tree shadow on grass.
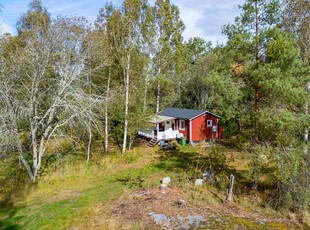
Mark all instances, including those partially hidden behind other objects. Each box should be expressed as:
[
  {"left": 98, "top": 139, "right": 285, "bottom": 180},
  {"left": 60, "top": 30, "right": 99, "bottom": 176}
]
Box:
[
  {"left": 153, "top": 147, "right": 257, "bottom": 196},
  {"left": 0, "top": 195, "right": 24, "bottom": 230},
  {"left": 116, "top": 175, "right": 146, "bottom": 189},
  {"left": 155, "top": 147, "right": 241, "bottom": 178}
]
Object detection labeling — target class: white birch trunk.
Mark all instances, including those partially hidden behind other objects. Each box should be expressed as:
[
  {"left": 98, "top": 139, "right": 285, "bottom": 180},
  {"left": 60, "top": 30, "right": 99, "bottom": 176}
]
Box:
[
  {"left": 104, "top": 68, "right": 111, "bottom": 154},
  {"left": 13, "top": 118, "right": 35, "bottom": 181},
  {"left": 143, "top": 74, "right": 148, "bottom": 112},
  {"left": 30, "top": 77, "right": 40, "bottom": 180},
  {"left": 31, "top": 123, "right": 38, "bottom": 178},
  {"left": 87, "top": 70, "right": 92, "bottom": 162},
  {"left": 122, "top": 52, "right": 130, "bottom": 156},
  {"left": 156, "top": 80, "right": 160, "bottom": 113},
  {"left": 156, "top": 66, "right": 161, "bottom": 113},
  {"left": 87, "top": 123, "right": 92, "bottom": 162},
  {"left": 128, "top": 135, "right": 133, "bottom": 151},
  {"left": 104, "top": 107, "right": 109, "bottom": 154}
]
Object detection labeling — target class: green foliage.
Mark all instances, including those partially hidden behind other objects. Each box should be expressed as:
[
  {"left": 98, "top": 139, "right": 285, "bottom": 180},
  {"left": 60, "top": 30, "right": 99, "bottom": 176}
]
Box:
[
  {"left": 269, "top": 147, "right": 309, "bottom": 210},
  {"left": 257, "top": 108, "right": 301, "bottom": 145},
  {"left": 0, "top": 156, "right": 29, "bottom": 195},
  {"left": 282, "top": 0, "right": 310, "bottom": 63},
  {"left": 16, "top": 0, "right": 51, "bottom": 37},
  {"left": 0, "top": 144, "right": 305, "bottom": 229},
  {"left": 272, "top": 147, "right": 304, "bottom": 183},
  {"left": 37, "top": 153, "right": 65, "bottom": 179},
  {"left": 219, "top": 0, "right": 310, "bottom": 211},
  {"left": 247, "top": 145, "right": 271, "bottom": 187}
]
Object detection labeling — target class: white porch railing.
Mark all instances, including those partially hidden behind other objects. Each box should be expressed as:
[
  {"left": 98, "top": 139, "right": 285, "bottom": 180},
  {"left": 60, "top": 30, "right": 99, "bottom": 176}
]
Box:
[
  {"left": 157, "top": 130, "right": 181, "bottom": 140},
  {"left": 138, "top": 129, "right": 183, "bottom": 141}
]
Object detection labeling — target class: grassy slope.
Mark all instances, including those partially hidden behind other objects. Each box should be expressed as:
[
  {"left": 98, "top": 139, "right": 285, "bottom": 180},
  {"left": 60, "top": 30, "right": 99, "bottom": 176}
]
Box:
[
  {"left": 0, "top": 147, "right": 164, "bottom": 229},
  {"left": 0, "top": 144, "right": 302, "bottom": 229}
]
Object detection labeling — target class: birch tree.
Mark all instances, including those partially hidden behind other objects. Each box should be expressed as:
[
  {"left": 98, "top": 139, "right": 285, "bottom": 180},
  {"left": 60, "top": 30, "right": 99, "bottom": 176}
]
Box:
[
  {"left": 104, "top": 0, "right": 149, "bottom": 156},
  {"left": 0, "top": 14, "right": 103, "bottom": 182},
  {"left": 95, "top": 3, "right": 122, "bottom": 154},
  {"left": 151, "top": 0, "right": 185, "bottom": 112}
]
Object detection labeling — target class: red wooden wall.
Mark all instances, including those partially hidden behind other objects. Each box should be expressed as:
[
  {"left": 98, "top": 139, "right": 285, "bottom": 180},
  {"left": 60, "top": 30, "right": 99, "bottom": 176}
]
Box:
[{"left": 192, "top": 113, "right": 219, "bottom": 141}]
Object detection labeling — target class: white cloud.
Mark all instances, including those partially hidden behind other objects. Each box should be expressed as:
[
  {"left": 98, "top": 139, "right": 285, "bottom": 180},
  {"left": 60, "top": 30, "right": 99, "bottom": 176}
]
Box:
[
  {"left": 172, "top": 0, "right": 245, "bottom": 45},
  {"left": 0, "top": 21, "right": 13, "bottom": 34},
  {"left": 178, "top": 7, "right": 204, "bottom": 41}
]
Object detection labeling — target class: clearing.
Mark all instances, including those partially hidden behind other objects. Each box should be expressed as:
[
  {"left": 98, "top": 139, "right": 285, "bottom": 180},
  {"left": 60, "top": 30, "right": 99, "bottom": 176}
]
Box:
[{"left": 0, "top": 142, "right": 304, "bottom": 229}]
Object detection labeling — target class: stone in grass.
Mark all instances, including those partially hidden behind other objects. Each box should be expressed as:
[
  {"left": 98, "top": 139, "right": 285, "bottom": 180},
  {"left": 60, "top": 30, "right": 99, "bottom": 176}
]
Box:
[
  {"left": 160, "top": 183, "right": 168, "bottom": 190},
  {"left": 202, "top": 168, "right": 214, "bottom": 181},
  {"left": 195, "top": 179, "right": 205, "bottom": 186},
  {"left": 176, "top": 199, "right": 186, "bottom": 207},
  {"left": 161, "top": 177, "right": 171, "bottom": 185}
]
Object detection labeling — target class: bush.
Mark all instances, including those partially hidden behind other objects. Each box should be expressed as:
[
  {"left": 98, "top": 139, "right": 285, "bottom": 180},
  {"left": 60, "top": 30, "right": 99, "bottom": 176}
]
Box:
[
  {"left": 271, "top": 147, "right": 309, "bottom": 211},
  {"left": 0, "top": 156, "right": 29, "bottom": 195}
]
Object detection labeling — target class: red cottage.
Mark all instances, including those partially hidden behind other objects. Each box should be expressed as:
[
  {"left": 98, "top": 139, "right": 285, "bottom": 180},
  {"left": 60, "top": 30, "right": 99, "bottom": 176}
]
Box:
[{"left": 138, "top": 108, "right": 222, "bottom": 143}]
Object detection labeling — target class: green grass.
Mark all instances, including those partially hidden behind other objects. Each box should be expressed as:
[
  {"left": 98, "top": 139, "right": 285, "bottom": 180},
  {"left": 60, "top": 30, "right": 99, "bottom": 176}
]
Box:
[
  {"left": 0, "top": 144, "right": 302, "bottom": 229},
  {"left": 0, "top": 147, "right": 165, "bottom": 229}
]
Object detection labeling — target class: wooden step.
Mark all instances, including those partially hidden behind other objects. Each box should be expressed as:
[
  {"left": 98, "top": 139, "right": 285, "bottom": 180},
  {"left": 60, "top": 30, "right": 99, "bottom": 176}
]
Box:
[{"left": 147, "top": 137, "right": 158, "bottom": 147}]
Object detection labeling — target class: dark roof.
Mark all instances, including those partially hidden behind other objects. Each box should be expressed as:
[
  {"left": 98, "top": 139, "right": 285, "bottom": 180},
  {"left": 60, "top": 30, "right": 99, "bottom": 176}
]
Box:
[{"left": 158, "top": 108, "right": 221, "bottom": 120}]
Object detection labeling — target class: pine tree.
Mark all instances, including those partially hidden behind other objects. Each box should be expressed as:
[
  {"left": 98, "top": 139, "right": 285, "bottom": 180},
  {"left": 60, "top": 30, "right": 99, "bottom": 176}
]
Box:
[{"left": 223, "top": 0, "right": 308, "bottom": 189}]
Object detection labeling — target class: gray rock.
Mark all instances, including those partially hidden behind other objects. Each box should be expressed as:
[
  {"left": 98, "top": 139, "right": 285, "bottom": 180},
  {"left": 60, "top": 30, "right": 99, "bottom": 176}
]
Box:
[
  {"left": 203, "top": 168, "right": 214, "bottom": 181},
  {"left": 160, "top": 183, "right": 168, "bottom": 190},
  {"left": 161, "top": 177, "right": 171, "bottom": 185},
  {"left": 149, "top": 212, "right": 170, "bottom": 226},
  {"left": 188, "top": 215, "right": 206, "bottom": 226},
  {"left": 195, "top": 179, "right": 205, "bottom": 186},
  {"left": 176, "top": 199, "right": 186, "bottom": 207},
  {"left": 150, "top": 212, "right": 209, "bottom": 229}
]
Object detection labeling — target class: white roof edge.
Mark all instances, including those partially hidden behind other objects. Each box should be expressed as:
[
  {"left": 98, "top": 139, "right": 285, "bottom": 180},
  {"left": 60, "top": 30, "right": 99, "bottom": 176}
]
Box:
[
  {"left": 189, "top": 111, "right": 221, "bottom": 121},
  {"left": 150, "top": 115, "right": 176, "bottom": 124}
]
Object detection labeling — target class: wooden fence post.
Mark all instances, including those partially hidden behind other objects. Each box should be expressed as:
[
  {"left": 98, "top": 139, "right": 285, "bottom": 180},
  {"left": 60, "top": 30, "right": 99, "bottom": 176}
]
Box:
[{"left": 226, "top": 174, "right": 234, "bottom": 203}]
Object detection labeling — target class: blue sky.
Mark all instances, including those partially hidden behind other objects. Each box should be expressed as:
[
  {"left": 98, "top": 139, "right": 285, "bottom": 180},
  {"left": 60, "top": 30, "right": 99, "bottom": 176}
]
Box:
[{"left": 0, "top": 0, "right": 245, "bottom": 45}]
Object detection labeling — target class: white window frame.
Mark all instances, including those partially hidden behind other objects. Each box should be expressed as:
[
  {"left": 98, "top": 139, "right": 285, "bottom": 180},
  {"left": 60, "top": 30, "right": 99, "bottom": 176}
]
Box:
[
  {"left": 207, "top": 120, "right": 212, "bottom": 127},
  {"left": 180, "top": 120, "right": 185, "bottom": 130}
]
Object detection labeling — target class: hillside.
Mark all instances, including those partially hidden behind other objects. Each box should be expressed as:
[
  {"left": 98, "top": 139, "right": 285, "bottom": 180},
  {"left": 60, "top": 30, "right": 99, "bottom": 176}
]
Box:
[{"left": 0, "top": 143, "right": 306, "bottom": 229}]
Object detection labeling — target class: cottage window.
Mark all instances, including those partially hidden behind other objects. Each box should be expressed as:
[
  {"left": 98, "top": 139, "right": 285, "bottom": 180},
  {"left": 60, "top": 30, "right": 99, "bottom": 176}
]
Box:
[
  {"left": 180, "top": 120, "right": 185, "bottom": 130},
  {"left": 207, "top": 120, "right": 212, "bottom": 127}
]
